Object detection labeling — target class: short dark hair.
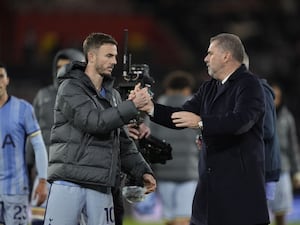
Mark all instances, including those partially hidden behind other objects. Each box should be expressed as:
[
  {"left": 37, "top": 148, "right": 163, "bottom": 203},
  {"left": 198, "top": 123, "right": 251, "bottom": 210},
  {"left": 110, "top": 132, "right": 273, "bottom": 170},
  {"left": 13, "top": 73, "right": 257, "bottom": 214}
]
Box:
[
  {"left": 0, "top": 62, "right": 8, "bottom": 77},
  {"left": 210, "top": 33, "right": 245, "bottom": 63},
  {"left": 0, "top": 62, "right": 6, "bottom": 69},
  {"left": 163, "top": 70, "right": 195, "bottom": 91},
  {"left": 83, "top": 33, "right": 118, "bottom": 61},
  {"left": 0, "top": 62, "right": 7, "bottom": 72}
]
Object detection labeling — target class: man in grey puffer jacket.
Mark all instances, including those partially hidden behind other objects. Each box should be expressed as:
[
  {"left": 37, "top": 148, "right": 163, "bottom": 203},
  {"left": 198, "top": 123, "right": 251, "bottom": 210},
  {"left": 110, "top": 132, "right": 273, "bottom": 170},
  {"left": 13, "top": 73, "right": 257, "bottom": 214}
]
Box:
[{"left": 43, "top": 32, "right": 156, "bottom": 225}]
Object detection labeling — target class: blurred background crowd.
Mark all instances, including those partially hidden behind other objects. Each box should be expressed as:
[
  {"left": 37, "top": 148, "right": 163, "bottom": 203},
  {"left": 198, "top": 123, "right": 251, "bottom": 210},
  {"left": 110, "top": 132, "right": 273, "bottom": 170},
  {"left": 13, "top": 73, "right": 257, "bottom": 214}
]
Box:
[
  {"left": 2, "top": 0, "right": 300, "bottom": 109},
  {"left": 1, "top": 0, "right": 300, "bottom": 224}
]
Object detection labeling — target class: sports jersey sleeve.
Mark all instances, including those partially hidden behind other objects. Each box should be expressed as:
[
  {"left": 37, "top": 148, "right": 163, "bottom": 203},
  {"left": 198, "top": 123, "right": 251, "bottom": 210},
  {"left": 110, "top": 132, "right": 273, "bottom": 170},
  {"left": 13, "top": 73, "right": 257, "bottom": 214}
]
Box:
[
  {"left": 30, "top": 133, "right": 48, "bottom": 179},
  {"left": 24, "top": 102, "right": 48, "bottom": 179},
  {"left": 24, "top": 103, "right": 40, "bottom": 136}
]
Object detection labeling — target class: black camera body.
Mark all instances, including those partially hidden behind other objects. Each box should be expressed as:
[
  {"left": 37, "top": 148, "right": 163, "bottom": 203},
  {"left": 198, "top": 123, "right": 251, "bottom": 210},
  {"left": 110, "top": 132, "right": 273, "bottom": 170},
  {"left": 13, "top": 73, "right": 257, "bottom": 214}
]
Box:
[
  {"left": 118, "top": 64, "right": 154, "bottom": 101},
  {"left": 117, "top": 63, "right": 172, "bottom": 165},
  {"left": 139, "top": 135, "right": 172, "bottom": 164},
  {"left": 119, "top": 29, "right": 172, "bottom": 165},
  {"left": 123, "top": 64, "right": 150, "bottom": 82}
]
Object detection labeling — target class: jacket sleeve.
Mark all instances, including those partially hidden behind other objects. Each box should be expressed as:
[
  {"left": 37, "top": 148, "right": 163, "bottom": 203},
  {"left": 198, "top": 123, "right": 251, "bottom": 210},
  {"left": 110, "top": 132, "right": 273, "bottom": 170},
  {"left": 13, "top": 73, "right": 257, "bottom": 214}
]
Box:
[
  {"left": 56, "top": 80, "right": 139, "bottom": 134},
  {"left": 150, "top": 83, "right": 204, "bottom": 129},
  {"left": 150, "top": 103, "right": 181, "bottom": 129}
]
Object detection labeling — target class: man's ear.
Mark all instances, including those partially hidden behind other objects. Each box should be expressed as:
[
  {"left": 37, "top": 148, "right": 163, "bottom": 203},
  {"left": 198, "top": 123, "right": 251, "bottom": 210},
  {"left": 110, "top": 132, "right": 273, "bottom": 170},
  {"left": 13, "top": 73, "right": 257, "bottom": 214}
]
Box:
[
  {"left": 87, "top": 51, "right": 96, "bottom": 64},
  {"left": 6, "top": 76, "right": 10, "bottom": 86},
  {"left": 223, "top": 51, "right": 231, "bottom": 63}
]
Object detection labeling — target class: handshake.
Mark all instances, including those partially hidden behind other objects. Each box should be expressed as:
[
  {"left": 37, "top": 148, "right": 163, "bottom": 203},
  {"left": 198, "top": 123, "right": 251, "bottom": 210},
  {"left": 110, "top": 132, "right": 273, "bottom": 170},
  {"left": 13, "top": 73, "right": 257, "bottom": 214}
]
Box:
[
  {"left": 128, "top": 83, "right": 154, "bottom": 114},
  {"left": 128, "top": 83, "right": 202, "bottom": 129}
]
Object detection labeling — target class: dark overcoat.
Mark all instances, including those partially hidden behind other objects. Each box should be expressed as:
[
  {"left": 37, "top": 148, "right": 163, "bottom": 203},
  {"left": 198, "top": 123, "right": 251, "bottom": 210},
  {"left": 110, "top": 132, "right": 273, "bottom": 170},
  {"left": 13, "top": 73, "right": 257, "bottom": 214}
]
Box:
[{"left": 152, "top": 65, "right": 269, "bottom": 225}]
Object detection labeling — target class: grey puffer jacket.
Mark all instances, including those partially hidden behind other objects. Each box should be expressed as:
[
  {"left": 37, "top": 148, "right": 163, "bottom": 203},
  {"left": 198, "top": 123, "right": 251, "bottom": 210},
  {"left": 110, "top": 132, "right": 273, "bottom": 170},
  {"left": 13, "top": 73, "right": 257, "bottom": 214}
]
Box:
[{"left": 48, "top": 61, "right": 153, "bottom": 189}]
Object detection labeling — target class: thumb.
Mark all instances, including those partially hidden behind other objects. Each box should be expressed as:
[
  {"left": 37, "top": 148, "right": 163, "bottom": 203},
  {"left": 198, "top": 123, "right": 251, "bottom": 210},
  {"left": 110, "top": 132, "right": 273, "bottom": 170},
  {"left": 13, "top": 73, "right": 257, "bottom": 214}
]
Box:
[{"left": 134, "top": 83, "right": 141, "bottom": 92}]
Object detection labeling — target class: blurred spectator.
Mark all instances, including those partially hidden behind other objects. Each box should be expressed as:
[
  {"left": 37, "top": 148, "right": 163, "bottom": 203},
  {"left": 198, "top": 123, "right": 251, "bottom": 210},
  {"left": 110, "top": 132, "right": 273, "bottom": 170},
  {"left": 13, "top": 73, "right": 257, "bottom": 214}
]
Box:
[
  {"left": 26, "top": 48, "right": 85, "bottom": 225},
  {"left": 243, "top": 52, "right": 281, "bottom": 201},
  {"left": 150, "top": 70, "right": 199, "bottom": 225},
  {"left": 269, "top": 82, "right": 300, "bottom": 225}
]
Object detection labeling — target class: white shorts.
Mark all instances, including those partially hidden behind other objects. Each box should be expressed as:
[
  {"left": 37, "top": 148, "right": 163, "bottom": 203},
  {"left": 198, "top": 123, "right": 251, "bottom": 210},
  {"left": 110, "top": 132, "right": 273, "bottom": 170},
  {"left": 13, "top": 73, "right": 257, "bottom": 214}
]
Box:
[
  {"left": 0, "top": 194, "right": 28, "bottom": 225},
  {"left": 158, "top": 180, "right": 197, "bottom": 220},
  {"left": 43, "top": 181, "right": 114, "bottom": 225},
  {"left": 268, "top": 172, "right": 293, "bottom": 214}
]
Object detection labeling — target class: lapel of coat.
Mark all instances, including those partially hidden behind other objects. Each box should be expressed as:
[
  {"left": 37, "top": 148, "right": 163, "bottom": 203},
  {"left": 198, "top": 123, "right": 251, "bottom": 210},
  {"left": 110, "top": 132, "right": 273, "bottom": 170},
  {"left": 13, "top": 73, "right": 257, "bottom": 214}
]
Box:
[
  {"left": 212, "top": 81, "right": 227, "bottom": 103},
  {"left": 209, "top": 65, "right": 246, "bottom": 109}
]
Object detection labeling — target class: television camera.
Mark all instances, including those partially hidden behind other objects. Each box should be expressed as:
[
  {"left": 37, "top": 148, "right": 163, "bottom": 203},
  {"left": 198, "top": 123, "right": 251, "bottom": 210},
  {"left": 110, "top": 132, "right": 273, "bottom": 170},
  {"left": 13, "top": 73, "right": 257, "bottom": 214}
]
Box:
[{"left": 118, "top": 29, "right": 172, "bottom": 165}]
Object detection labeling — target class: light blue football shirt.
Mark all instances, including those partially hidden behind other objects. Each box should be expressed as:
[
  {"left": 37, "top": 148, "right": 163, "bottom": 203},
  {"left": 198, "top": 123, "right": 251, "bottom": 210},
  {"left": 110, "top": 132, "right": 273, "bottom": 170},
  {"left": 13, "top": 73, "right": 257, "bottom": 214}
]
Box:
[{"left": 0, "top": 96, "right": 40, "bottom": 194}]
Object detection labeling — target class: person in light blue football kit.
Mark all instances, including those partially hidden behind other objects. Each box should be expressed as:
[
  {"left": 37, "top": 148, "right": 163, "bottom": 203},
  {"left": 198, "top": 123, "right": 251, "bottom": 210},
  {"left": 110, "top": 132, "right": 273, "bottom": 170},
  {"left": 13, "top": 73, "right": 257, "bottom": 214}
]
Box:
[{"left": 0, "top": 63, "right": 48, "bottom": 225}]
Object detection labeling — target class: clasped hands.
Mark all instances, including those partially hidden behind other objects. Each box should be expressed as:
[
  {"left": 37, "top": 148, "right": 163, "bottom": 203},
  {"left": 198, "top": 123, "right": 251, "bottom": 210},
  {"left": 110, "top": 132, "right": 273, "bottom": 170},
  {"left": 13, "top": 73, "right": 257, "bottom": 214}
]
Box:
[
  {"left": 128, "top": 83, "right": 154, "bottom": 113},
  {"left": 129, "top": 83, "right": 201, "bottom": 129}
]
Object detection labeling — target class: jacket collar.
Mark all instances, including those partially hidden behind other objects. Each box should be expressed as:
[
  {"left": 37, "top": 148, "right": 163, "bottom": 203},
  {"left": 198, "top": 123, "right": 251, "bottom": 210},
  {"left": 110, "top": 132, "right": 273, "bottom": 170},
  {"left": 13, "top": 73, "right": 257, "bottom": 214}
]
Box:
[
  {"left": 58, "top": 61, "right": 116, "bottom": 93},
  {"left": 226, "top": 64, "right": 247, "bottom": 83}
]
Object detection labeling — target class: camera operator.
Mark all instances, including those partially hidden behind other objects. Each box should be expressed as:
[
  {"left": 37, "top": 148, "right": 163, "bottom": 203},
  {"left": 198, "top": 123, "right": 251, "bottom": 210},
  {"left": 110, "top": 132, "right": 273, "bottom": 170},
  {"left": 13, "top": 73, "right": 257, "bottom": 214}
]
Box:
[
  {"left": 117, "top": 60, "right": 172, "bottom": 166},
  {"left": 149, "top": 71, "right": 199, "bottom": 225},
  {"left": 127, "top": 71, "right": 199, "bottom": 225},
  {"left": 127, "top": 122, "right": 151, "bottom": 140}
]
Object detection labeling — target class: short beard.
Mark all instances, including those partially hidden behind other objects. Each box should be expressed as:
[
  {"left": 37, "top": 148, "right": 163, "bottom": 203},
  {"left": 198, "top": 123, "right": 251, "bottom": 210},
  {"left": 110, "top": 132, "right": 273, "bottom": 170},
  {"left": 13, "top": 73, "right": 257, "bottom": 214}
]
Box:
[
  {"left": 96, "top": 67, "right": 108, "bottom": 77},
  {"left": 95, "top": 66, "right": 110, "bottom": 78},
  {"left": 99, "top": 72, "right": 110, "bottom": 78}
]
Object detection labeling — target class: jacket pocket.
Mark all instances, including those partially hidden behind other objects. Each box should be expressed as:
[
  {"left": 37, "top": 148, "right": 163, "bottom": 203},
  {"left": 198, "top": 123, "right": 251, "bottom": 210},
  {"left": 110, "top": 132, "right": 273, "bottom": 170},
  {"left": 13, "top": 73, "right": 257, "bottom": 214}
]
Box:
[{"left": 74, "top": 133, "right": 93, "bottom": 162}]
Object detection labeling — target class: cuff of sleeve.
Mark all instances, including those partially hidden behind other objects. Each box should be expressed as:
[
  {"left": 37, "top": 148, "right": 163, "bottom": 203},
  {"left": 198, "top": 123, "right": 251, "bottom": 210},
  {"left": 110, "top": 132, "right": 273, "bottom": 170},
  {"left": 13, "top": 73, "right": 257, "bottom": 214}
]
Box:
[
  {"left": 198, "top": 120, "right": 203, "bottom": 130},
  {"left": 118, "top": 100, "right": 139, "bottom": 123},
  {"left": 148, "top": 107, "right": 154, "bottom": 117}
]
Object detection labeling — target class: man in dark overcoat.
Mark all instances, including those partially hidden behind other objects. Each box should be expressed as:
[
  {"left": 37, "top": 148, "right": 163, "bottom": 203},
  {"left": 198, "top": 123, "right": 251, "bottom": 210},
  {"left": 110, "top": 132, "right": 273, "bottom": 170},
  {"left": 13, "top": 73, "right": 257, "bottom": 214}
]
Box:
[{"left": 131, "top": 33, "right": 269, "bottom": 225}]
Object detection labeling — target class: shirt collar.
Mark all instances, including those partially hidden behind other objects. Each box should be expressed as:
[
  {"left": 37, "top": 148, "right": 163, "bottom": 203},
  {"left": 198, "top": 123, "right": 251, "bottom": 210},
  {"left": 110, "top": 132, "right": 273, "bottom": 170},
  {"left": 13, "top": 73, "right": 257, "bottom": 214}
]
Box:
[{"left": 221, "top": 72, "right": 232, "bottom": 84}]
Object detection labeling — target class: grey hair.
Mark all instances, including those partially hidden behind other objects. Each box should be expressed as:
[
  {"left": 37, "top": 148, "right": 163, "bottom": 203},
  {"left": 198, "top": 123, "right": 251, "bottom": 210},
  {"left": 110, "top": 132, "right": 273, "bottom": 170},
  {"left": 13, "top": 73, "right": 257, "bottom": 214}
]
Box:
[
  {"left": 210, "top": 33, "right": 245, "bottom": 63},
  {"left": 243, "top": 51, "right": 249, "bottom": 69}
]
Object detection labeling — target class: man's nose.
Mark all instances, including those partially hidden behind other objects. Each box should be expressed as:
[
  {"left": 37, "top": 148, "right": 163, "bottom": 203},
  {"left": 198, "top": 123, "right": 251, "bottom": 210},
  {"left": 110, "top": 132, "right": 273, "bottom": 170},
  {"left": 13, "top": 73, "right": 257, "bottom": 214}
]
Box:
[{"left": 204, "top": 55, "right": 208, "bottom": 63}]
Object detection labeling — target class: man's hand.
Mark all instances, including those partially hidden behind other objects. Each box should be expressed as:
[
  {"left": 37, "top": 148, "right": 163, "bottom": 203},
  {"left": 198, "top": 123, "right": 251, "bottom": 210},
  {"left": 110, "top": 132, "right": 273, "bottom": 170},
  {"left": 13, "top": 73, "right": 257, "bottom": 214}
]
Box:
[
  {"left": 142, "top": 173, "right": 156, "bottom": 194},
  {"left": 171, "top": 111, "right": 201, "bottom": 128},
  {"left": 33, "top": 178, "right": 48, "bottom": 206},
  {"left": 127, "top": 123, "right": 151, "bottom": 140},
  {"left": 128, "top": 83, "right": 154, "bottom": 114},
  {"left": 293, "top": 172, "right": 300, "bottom": 188},
  {"left": 138, "top": 123, "right": 151, "bottom": 139},
  {"left": 128, "top": 83, "right": 151, "bottom": 109}
]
